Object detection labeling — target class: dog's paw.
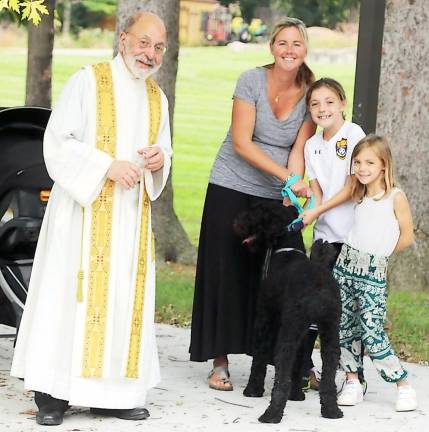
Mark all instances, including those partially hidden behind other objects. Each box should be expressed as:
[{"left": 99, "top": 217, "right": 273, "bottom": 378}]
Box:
[
  {"left": 321, "top": 405, "right": 343, "bottom": 419},
  {"left": 243, "top": 385, "right": 264, "bottom": 398},
  {"left": 258, "top": 407, "right": 283, "bottom": 424},
  {"left": 288, "top": 388, "right": 305, "bottom": 401}
]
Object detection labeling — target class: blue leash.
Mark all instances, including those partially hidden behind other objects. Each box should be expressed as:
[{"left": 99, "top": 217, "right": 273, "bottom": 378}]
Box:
[{"left": 281, "top": 175, "right": 315, "bottom": 232}]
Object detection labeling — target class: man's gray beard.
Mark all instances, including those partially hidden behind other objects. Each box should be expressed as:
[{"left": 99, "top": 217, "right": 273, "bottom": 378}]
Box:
[{"left": 123, "top": 53, "right": 160, "bottom": 80}]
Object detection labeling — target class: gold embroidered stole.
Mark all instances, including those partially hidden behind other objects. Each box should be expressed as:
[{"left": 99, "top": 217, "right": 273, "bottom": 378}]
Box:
[
  {"left": 126, "top": 78, "right": 160, "bottom": 378},
  {"left": 82, "top": 63, "right": 161, "bottom": 378}
]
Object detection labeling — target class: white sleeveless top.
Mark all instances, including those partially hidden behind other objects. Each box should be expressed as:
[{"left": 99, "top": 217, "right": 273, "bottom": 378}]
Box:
[{"left": 346, "top": 188, "right": 401, "bottom": 257}]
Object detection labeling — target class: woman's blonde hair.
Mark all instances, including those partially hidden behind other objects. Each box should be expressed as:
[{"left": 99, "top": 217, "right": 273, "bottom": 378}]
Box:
[
  {"left": 350, "top": 134, "right": 395, "bottom": 202},
  {"left": 268, "top": 17, "right": 315, "bottom": 87}
]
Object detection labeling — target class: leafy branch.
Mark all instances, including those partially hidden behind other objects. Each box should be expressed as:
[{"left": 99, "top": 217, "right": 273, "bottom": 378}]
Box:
[{"left": 0, "top": 0, "right": 49, "bottom": 25}]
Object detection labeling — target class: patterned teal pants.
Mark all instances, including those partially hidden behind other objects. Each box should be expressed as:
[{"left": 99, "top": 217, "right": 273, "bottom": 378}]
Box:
[{"left": 333, "top": 244, "right": 407, "bottom": 383}]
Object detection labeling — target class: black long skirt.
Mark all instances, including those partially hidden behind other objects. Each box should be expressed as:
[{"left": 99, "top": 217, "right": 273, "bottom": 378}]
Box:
[{"left": 189, "top": 183, "right": 281, "bottom": 362}]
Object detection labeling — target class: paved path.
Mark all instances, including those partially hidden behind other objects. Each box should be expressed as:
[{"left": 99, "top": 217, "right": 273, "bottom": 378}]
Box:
[{"left": 0, "top": 324, "right": 427, "bottom": 432}]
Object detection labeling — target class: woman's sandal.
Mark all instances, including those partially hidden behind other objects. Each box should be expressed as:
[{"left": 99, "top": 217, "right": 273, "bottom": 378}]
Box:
[{"left": 207, "top": 365, "right": 233, "bottom": 391}]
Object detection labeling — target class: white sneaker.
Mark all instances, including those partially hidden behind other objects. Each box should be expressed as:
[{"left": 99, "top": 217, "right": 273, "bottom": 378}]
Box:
[
  {"left": 396, "top": 385, "right": 417, "bottom": 412},
  {"left": 337, "top": 379, "right": 364, "bottom": 406}
]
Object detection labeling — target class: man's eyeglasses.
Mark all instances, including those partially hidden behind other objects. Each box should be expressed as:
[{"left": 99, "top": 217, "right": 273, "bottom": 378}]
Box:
[{"left": 126, "top": 32, "right": 167, "bottom": 56}]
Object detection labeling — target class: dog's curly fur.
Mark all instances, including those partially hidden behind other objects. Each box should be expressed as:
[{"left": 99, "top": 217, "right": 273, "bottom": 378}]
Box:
[{"left": 234, "top": 201, "right": 343, "bottom": 424}]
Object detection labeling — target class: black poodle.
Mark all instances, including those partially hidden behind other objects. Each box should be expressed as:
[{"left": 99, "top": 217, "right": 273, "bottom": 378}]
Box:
[{"left": 234, "top": 201, "right": 343, "bottom": 424}]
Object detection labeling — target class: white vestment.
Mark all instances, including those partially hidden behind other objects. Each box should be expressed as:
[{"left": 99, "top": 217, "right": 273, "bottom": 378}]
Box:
[{"left": 10, "top": 54, "right": 172, "bottom": 409}]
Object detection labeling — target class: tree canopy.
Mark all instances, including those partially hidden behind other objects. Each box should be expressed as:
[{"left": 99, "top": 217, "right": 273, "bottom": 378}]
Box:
[
  {"left": 221, "top": 0, "right": 359, "bottom": 28},
  {"left": 1, "top": 0, "right": 360, "bottom": 32},
  {"left": 0, "top": 0, "right": 48, "bottom": 24},
  {"left": 79, "top": 0, "right": 116, "bottom": 15},
  {"left": 279, "top": 0, "right": 359, "bottom": 28}
]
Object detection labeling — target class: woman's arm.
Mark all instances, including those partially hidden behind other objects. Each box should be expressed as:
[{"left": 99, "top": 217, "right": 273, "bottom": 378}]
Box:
[
  {"left": 393, "top": 191, "right": 415, "bottom": 252},
  {"left": 287, "top": 120, "right": 316, "bottom": 197},
  {"left": 287, "top": 120, "right": 317, "bottom": 179}
]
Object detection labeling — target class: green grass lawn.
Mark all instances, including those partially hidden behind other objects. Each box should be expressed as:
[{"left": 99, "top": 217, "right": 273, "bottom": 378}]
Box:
[
  {"left": 156, "top": 263, "right": 429, "bottom": 364},
  {"left": 156, "top": 263, "right": 429, "bottom": 363},
  {"left": 386, "top": 291, "right": 429, "bottom": 363}
]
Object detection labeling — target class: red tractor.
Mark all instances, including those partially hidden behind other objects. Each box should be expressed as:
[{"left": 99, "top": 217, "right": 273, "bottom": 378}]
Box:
[{"left": 204, "top": 5, "right": 232, "bottom": 45}]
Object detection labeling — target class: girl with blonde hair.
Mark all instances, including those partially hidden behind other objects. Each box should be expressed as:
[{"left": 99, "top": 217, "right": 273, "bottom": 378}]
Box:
[{"left": 333, "top": 134, "right": 417, "bottom": 412}]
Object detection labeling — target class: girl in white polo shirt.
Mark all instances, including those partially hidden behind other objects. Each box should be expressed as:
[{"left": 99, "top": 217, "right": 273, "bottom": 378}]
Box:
[
  {"left": 299, "top": 78, "right": 365, "bottom": 390},
  {"left": 302, "top": 78, "right": 365, "bottom": 243},
  {"left": 333, "top": 134, "right": 417, "bottom": 412}
]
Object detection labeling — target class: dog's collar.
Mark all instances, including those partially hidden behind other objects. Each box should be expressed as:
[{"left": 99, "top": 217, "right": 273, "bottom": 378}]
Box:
[
  {"left": 262, "top": 247, "right": 306, "bottom": 280},
  {"left": 274, "top": 247, "right": 306, "bottom": 255}
]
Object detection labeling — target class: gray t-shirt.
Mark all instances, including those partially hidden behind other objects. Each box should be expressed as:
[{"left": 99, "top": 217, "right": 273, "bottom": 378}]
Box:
[{"left": 209, "top": 67, "right": 310, "bottom": 199}]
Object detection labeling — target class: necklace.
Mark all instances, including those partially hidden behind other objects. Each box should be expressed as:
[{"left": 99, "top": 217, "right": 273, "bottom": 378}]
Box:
[{"left": 274, "top": 95, "right": 280, "bottom": 103}]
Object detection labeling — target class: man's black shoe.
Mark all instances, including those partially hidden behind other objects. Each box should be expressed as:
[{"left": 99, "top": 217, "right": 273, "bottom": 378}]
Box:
[
  {"left": 90, "top": 407, "right": 150, "bottom": 420},
  {"left": 36, "top": 412, "right": 64, "bottom": 426},
  {"left": 34, "top": 392, "right": 69, "bottom": 426}
]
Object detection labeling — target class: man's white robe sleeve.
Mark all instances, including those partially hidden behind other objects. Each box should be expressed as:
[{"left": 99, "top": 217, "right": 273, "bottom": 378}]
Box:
[
  {"left": 144, "top": 91, "right": 172, "bottom": 201},
  {"left": 43, "top": 69, "right": 114, "bottom": 207}
]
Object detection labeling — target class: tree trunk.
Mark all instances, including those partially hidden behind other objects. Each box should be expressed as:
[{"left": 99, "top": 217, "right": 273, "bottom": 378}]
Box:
[
  {"left": 25, "top": 0, "right": 56, "bottom": 108},
  {"left": 376, "top": 0, "right": 429, "bottom": 291},
  {"left": 348, "top": 3, "right": 360, "bottom": 23},
  {"left": 116, "top": 0, "right": 196, "bottom": 264},
  {"left": 62, "top": 0, "right": 72, "bottom": 35}
]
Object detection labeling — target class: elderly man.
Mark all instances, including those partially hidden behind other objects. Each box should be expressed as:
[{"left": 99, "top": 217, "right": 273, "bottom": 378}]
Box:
[{"left": 11, "top": 11, "right": 172, "bottom": 425}]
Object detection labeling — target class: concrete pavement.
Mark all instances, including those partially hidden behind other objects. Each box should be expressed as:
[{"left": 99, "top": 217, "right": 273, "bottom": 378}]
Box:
[{"left": 0, "top": 323, "right": 427, "bottom": 432}]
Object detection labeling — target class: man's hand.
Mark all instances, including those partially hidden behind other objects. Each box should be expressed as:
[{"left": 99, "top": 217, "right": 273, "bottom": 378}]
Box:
[
  {"left": 300, "top": 207, "right": 320, "bottom": 226},
  {"left": 138, "top": 147, "right": 165, "bottom": 172},
  {"left": 107, "top": 160, "right": 141, "bottom": 190}
]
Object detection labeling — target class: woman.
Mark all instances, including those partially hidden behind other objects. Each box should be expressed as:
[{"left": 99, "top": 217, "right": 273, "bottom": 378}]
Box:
[{"left": 189, "top": 17, "right": 316, "bottom": 391}]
